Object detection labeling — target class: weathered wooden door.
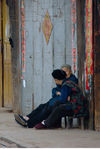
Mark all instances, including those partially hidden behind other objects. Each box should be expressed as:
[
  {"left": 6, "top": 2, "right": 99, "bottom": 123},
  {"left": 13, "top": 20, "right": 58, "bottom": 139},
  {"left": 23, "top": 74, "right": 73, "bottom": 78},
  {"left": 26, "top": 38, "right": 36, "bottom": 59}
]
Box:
[
  {"left": 3, "top": 0, "right": 13, "bottom": 108},
  {"left": 0, "top": 0, "right": 13, "bottom": 108},
  {"left": 22, "top": 0, "right": 75, "bottom": 114},
  {"left": 0, "top": 0, "right": 2, "bottom": 107},
  {"left": 93, "top": 0, "right": 100, "bottom": 131}
]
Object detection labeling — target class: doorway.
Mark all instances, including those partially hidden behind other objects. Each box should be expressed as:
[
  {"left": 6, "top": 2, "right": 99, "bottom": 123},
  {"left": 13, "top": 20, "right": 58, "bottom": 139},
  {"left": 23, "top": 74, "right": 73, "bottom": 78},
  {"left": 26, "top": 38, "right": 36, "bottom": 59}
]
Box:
[{"left": 0, "top": 0, "right": 13, "bottom": 109}]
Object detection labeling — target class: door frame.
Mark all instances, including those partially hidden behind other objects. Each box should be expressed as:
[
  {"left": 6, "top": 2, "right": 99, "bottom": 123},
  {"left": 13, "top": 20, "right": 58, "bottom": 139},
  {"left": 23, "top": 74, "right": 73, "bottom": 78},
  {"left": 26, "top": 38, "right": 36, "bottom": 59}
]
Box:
[
  {"left": 0, "top": 0, "right": 4, "bottom": 107},
  {"left": 93, "top": 0, "right": 100, "bottom": 131}
]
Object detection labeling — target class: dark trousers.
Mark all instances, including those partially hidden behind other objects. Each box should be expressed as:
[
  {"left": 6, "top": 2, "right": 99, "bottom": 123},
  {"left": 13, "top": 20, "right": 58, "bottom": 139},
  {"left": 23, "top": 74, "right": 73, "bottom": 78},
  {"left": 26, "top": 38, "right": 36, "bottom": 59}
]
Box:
[
  {"left": 26, "top": 102, "right": 51, "bottom": 128},
  {"left": 44, "top": 104, "right": 73, "bottom": 128},
  {"left": 26, "top": 99, "right": 62, "bottom": 128}
]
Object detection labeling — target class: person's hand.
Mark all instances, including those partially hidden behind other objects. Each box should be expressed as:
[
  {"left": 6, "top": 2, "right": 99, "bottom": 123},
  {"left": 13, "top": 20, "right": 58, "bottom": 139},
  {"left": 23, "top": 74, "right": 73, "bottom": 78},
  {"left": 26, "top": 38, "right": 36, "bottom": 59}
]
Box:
[
  {"left": 67, "top": 96, "right": 70, "bottom": 101},
  {"left": 56, "top": 91, "right": 61, "bottom": 96}
]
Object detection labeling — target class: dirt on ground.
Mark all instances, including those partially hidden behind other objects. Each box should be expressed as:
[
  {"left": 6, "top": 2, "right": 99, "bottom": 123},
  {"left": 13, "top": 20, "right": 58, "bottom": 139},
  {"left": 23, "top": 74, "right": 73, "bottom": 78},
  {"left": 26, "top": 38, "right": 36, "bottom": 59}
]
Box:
[{"left": 0, "top": 108, "right": 100, "bottom": 148}]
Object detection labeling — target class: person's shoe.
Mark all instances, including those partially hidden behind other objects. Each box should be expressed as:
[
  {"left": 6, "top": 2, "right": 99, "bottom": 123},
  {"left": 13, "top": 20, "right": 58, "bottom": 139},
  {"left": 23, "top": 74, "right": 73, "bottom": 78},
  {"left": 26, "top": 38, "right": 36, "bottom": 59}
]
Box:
[
  {"left": 14, "top": 113, "right": 27, "bottom": 127},
  {"left": 35, "top": 123, "right": 47, "bottom": 129}
]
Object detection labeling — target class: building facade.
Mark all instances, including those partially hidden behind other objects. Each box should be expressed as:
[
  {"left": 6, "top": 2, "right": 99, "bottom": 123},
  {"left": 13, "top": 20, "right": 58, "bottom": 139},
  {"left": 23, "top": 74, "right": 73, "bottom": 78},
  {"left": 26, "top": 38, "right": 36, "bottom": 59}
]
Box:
[{"left": 0, "top": 0, "right": 100, "bottom": 131}]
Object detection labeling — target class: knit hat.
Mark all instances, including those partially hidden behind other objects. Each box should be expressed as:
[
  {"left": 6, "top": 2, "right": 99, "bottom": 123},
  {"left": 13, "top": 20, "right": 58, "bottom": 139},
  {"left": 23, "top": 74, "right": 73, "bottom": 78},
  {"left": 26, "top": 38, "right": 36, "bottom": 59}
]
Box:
[{"left": 52, "top": 69, "right": 66, "bottom": 80}]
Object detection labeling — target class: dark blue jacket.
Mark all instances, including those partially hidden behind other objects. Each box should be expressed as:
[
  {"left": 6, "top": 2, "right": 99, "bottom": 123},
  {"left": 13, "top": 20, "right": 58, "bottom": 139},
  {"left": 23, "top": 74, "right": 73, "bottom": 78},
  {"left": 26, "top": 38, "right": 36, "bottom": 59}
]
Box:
[
  {"left": 51, "top": 73, "right": 78, "bottom": 98},
  {"left": 66, "top": 74, "right": 78, "bottom": 84},
  {"left": 49, "top": 74, "right": 78, "bottom": 107},
  {"left": 49, "top": 81, "right": 71, "bottom": 106},
  {"left": 52, "top": 85, "right": 61, "bottom": 98}
]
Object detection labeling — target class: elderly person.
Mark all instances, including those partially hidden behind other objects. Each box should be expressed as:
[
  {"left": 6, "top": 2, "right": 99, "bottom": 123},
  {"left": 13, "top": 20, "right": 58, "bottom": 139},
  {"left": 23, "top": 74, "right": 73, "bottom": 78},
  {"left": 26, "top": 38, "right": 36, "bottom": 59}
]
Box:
[
  {"left": 61, "top": 64, "right": 78, "bottom": 126},
  {"left": 14, "top": 69, "right": 72, "bottom": 128},
  {"left": 35, "top": 65, "right": 80, "bottom": 129},
  {"left": 61, "top": 64, "right": 78, "bottom": 84},
  {"left": 52, "top": 64, "right": 78, "bottom": 99},
  {"left": 35, "top": 79, "right": 88, "bottom": 129}
]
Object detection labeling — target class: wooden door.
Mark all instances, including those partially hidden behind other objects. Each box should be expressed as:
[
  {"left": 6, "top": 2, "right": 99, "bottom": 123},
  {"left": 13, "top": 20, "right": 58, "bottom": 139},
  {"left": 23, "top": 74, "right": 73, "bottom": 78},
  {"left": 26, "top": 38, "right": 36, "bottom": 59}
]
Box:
[
  {"left": 22, "top": 0, "right": 74, "bottom": 114},
  {"left": 0, "top": 0, "right": 2, "bottom": 107},
  {"left": 0, "top": 0, "right": 13, "bottom": 108},
  {"left": 93, "top": 0, "right": 100, "bottom": 131},
  {"left": 3, "top": 0, "right": 13, "bottom": 108}
]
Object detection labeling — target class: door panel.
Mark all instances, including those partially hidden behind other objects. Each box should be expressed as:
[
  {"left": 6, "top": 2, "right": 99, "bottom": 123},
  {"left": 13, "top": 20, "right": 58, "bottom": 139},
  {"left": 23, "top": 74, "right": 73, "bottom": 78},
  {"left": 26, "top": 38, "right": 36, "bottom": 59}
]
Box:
[
  {"left": 3, "top": 0, "right": 13, "bottom": 108},
  {"left": 0, "top": 0, "right": 2, "bottom": 107},
  {"left": 0, "top": 0, "right": 14, "bottom": 108},
  {"left": 4, "top": 43, "right": 13, "bottom": 107},
  {"left": 23, "top": 0, "right": 73, "bottom": 114},
  {"left": 94, "top": 0, "right": 100, "bottom": 131}
]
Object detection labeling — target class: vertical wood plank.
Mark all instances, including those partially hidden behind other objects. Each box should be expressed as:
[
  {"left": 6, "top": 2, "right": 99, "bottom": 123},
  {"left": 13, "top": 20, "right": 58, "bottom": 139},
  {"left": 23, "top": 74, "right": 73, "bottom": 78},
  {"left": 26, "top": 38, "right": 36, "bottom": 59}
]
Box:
[
  {"left": 42, "top": 0, "right": 54, "bottom": 103},
  {"left": 32, "top": 0, "right": 43, "bottom": 107},
  {"left": 94, "top": 0, "right": 100, "bottom": 131},
  {"left": 53, "top": 0, "right": 65, "bottom": 69},
  {"left": 21, "top": 0, "right": 34, "bottom": 114},
  {"left": 3, "top": 0, "right": 13, "bottom": 108},
  {"left": 65, "top": 0, "right": 72, "bottom": 66},
  {"left": 0, "top": 0, "right": 2, "bottom": 107}
]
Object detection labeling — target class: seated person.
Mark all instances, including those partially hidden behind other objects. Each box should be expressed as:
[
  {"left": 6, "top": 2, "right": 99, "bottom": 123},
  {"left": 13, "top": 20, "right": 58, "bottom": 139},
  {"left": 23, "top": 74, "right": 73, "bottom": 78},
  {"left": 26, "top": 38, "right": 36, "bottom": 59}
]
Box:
[
  {"left": 52, "top": 64, "right": 78, "bottom": 99},
  {"left": 61, "top": 64, "right": 78, "bottom": 84},
  {"left": 52, "top": 64, "right": 78, "bottom": 127},
  {"left": 35, "top": 79, "right": 88, "bottom": 129},
  {"left": 14, "top": 69, "right": 72, "bottom": 128}
]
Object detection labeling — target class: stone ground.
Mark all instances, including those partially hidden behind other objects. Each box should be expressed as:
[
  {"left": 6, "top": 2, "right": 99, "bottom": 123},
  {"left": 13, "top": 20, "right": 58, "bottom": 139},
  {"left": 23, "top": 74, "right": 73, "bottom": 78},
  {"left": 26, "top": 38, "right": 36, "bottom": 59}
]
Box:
[{"left": 0, "top": 108, "right": 100, "bottom": 148}]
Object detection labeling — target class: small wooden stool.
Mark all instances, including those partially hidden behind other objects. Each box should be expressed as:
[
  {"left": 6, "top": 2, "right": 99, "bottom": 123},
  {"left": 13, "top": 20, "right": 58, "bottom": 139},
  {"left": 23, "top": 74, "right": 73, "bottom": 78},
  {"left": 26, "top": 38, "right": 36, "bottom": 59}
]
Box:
[{"left": 64, "top": 116, "right": 85, "bottom": 129}]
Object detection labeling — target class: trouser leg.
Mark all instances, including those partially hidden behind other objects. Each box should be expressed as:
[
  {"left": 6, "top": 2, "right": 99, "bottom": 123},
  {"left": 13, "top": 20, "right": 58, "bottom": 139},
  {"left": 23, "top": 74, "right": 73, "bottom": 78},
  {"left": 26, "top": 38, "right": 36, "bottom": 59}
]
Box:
[
  {"left": 27, "top": 102, "right": 49, "bottom": 118},
  {"left": 44, "top": 104, "right": 73, "bottom": 128},
  {"left": 27, "top": 99, "right": 60, "bottom": 119},
  {"left": 27, "top": 103, "right": 51, "bottom": 128}
]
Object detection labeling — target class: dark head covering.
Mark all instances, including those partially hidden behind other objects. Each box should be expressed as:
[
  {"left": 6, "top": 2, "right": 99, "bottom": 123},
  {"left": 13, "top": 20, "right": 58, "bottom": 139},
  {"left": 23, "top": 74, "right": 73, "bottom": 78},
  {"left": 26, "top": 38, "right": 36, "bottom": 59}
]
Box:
[{"left": 52, "top": 69, "right": 66, "bottom": 80}]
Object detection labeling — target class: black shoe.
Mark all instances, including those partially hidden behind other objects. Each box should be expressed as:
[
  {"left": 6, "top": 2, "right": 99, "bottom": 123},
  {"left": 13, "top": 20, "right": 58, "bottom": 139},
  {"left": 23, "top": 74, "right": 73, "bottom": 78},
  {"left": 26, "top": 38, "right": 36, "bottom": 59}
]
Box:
[{"left": 14, "top": 113, "right": 27, "bottom": 127}]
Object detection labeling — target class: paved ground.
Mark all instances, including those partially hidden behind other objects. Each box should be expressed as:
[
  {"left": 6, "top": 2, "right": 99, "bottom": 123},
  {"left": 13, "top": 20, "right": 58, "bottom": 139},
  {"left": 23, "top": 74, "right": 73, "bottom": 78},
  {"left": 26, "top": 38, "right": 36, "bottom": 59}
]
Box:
[{"left": 0, "top": 108, "right": 100, "bottom": 148}]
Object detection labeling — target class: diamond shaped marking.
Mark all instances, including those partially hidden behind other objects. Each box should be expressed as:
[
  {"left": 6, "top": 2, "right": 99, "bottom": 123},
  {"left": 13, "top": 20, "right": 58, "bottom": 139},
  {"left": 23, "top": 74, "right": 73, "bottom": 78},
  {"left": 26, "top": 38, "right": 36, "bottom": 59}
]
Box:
[{"left": 42, "top": 11, "right": 53, "bottom": 44}]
